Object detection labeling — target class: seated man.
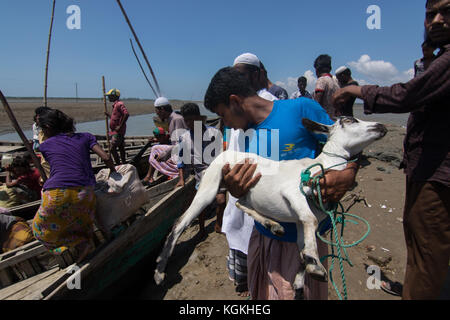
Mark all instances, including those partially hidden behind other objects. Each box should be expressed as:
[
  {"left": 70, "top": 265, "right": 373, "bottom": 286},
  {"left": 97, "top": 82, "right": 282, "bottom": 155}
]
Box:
[
  {"left": 175, "top": 103, "right": 224, "bottom": 238},
  {"left": 143, "top": 127, "right": 177, "bottom": 184},
  {"left": 143, "top": 97, "right": 188, "bottom": 183}
]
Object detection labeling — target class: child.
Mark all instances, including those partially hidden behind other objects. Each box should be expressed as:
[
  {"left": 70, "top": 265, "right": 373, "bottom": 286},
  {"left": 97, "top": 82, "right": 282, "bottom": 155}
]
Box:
[
  {"left": 175, "top": 103, "right": 224, "bottom": 238},
  {"left": 5, "top": 156, "right": 42, "bottom": 200},
  {"left": 31, "top": 109, "right": 116, "bottom": 263}
]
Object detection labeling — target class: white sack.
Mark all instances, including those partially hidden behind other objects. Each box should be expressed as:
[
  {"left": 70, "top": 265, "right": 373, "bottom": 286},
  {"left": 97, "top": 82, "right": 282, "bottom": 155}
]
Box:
[{"left": 95, "top": 164, "right": 148, "bottom": 232}]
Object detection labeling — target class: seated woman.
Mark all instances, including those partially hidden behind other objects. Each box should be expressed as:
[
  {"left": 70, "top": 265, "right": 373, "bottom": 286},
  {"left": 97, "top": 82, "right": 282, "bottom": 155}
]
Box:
[
  {"left": 143, "top": 127, "right": 179, "bottom": 184},
  {"left": 31, "top": 109, "right": 116, "bottom": 263},
  {"left": 1, "top": 214, "right": 35, "bottom": 253}
]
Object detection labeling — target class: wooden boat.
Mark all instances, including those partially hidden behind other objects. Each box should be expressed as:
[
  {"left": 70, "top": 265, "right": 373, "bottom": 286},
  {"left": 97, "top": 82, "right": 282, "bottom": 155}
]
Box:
[{"left": 0, "top": 175, "right": 195, "bottom": 300}]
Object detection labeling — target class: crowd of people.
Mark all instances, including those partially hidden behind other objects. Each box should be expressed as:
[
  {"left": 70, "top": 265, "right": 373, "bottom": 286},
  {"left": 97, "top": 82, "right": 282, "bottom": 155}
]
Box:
[{"left": 0, "top": 0, "right": 448, "bottom": 300}]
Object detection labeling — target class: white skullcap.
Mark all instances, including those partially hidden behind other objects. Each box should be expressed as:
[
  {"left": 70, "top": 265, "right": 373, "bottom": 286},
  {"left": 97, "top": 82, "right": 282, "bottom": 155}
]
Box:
[
  {"left": 233, "top": 53, "right": 261, "bottom": 68},
  {"left": 154, "top": 97, "right": 170, "bottom": 107},
  {"left": 335, "top": 66, "right": 349, "bottom": 75}
]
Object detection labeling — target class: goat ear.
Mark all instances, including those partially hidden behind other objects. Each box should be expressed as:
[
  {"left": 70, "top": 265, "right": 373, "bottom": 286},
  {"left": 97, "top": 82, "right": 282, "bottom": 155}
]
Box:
[{"left": 302, "top": 118, "right": 330, "bottom": 135}]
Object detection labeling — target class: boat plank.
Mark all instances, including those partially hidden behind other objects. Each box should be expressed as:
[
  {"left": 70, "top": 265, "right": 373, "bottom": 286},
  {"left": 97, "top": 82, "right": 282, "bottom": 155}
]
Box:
[
  {"left": 43, "top": 177, "right": 195, "bottom": 300},
  {"left": 0, "top": 267, "right": 61, "bottom": 300},
  {"left": 0, "top": 245, "right": 48, "bottom": 271}
]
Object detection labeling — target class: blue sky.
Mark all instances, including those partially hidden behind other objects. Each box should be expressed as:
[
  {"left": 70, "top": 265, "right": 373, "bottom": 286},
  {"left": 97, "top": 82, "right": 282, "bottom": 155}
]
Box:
[{"left": 0, "top": 0, "right": 427, "bottom": 100}]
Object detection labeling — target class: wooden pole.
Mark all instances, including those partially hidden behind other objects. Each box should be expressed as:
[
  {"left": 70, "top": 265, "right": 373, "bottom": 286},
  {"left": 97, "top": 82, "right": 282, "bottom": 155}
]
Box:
[
  {"left": 129, "top": 39, "right": 158, "bottom": 97},
  {"left": 102, "top": 76, "right": 111, "bottom": 154},
  {"left": 43, "top": 0, "right": 56, "bottom": 107},
  {"left": 116, "top": 0, "right": 161, "bottom": 96},
  {"left": 0, "top": 91, "right": 47, "bottom": 182}
]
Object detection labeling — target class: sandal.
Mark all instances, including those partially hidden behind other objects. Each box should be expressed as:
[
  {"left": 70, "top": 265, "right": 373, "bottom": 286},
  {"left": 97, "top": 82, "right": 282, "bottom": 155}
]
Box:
[{"left": 380, "top": 280, "right": 403, "bottom": 297}]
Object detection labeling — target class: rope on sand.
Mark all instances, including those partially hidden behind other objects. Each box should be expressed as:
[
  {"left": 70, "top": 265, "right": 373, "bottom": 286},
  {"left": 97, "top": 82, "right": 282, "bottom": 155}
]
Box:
[{"left": 299, "top": 161, "right": 370, "bottom": 300}]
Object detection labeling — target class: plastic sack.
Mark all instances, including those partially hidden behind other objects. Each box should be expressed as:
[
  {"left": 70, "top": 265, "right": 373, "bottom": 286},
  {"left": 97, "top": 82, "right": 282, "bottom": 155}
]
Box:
[{"left": 94, "top": 164, "right": 148, "bottom": 233}]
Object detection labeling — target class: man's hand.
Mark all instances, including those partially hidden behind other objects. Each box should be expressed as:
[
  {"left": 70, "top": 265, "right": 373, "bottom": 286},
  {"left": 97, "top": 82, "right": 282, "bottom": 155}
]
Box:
[
  {"left": 332, "top": 86, "right": 362, "bottom": 106},
  {"left": 222, "top": 159, "right": 262, "bottom": 198},
  {"left": 316, "top": 162, "right": 358, "bottom": 203}
]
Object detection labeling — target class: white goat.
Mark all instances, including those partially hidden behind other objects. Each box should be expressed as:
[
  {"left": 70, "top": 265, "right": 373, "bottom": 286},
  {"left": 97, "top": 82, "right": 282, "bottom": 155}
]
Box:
[{"left": 154, "top": 117, "right": 387, "bottom": 290}]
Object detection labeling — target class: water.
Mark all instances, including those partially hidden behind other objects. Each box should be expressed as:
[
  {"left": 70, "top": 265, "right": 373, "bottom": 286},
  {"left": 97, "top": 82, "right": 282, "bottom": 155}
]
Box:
[
  {"left": 0, "top": 104, "right": 407, "bottom": 142},
  {"left": 0, "top": 104, "right": 219, "bottom": 142}
]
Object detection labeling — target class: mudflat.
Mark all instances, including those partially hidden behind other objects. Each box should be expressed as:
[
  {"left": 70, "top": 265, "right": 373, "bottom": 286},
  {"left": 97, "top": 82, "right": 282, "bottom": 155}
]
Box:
[{"left": 0, "top": 97, "right": 199, "bottom": 135}]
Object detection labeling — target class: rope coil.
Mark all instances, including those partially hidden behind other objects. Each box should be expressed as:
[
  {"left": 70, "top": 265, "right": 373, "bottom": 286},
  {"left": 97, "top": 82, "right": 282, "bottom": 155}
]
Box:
[{"left": 299, "top": 160, "right": 370, "bottom": 300}]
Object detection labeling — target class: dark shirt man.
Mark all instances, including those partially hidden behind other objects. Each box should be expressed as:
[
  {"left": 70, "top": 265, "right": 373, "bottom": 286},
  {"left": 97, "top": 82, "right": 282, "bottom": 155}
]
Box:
[
  {"left": 333, "top": 0, "right": 450, "bottom": 299},
  {"left": 268, "top": 82, "right": 289, "bottom": 100},
  {"left": 335, "top": 67, "right": 359, "bottom": 117}
]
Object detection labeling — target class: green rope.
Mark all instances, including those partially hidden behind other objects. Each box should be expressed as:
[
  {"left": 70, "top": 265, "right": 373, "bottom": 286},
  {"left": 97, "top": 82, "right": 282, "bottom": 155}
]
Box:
[{"left": 299, "top": 160, "right": 370, "bottom": 300}]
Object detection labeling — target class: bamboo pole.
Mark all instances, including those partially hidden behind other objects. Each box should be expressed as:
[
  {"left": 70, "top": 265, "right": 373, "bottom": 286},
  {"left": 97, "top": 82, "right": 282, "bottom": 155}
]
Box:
[
  {"left": 102, "top": 76, "right": 111, "bottom": 154},
  {"left": 116, "top": 0, "right": 161, "bottom": 96},
  {"left": 0, "top": 91, "right": 47, "bottom": 182},
  {"left": 43, "top": 0, "right": 56, "bottom": 107},
  {"left": 130, "top": 39, "right": 158, "bottom": 97}
]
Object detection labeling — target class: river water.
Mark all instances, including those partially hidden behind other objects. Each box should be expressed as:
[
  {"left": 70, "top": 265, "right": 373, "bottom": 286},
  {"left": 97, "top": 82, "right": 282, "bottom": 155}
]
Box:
[{"left": 0, "top": 104, "right": 407, "bottom": 142}]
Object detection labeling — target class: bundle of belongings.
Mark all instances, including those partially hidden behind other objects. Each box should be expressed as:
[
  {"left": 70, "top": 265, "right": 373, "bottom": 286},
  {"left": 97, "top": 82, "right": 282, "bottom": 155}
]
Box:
[{"left": 94, "top": 164, "right": 149, "bottom": 237}]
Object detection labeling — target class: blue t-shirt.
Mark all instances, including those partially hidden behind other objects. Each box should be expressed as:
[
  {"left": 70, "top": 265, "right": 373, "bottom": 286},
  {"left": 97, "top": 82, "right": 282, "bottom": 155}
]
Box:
[{"left": 245, "top": 98, "right": 334, "bottom": 242}]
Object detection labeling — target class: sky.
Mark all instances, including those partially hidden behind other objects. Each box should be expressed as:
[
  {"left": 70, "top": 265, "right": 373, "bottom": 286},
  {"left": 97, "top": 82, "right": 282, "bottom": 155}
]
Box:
[{"left": 0, "top": 0, "right": 428, "bottom": 101}]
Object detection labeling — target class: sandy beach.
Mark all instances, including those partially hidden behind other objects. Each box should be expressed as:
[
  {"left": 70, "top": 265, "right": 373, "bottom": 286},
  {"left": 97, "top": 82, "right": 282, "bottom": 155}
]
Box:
[{"left": 3, "top": 98, "right": 441, "bottom": 300}]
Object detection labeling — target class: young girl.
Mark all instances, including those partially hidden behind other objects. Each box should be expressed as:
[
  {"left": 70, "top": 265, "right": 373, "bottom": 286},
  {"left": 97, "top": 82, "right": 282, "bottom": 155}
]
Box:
[{"left": 32, "top": 109, "right": 116, "bottom": 263}]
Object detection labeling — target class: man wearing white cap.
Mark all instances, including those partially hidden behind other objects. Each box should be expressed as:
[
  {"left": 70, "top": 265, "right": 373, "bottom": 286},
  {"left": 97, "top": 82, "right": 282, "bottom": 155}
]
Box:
[
  {"left": 233, "top": 53, "right": 278, "bottom": 102},
  {"left": 335, "top": 67, "right": 359, "bottom": 117},
  {"left": 143, "top": 97, "right": 187, "bottom": 184},
  {"left": 220, "top": 53, "right": 279, "bottom": 297}
]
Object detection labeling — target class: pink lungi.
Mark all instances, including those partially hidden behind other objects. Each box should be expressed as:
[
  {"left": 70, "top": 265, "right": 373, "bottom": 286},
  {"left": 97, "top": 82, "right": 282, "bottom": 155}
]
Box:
[
  {"left": 149, "top": 144, "right": 179, "bottom": 179},
  {"left": 248, "top": 227, "right": 329, "bottom": 300}
]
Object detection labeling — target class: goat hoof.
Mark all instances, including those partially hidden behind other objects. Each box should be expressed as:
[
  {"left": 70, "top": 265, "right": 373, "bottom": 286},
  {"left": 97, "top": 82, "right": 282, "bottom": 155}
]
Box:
[
  {"left": 154, "top": 270, "right": 166, "bottom": 285},
  {"left": 303, "top": 255, "right": 328, "bottom": 282},
  {"left": 270, "top": 224, "right": 285, "bottom": 237},
  {"left": 305, "top": 263, "right": 328, "bottom": 282}
]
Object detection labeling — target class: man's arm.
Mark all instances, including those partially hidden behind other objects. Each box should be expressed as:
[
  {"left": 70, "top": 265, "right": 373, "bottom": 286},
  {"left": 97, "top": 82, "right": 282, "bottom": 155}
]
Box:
[{"left": 334, "top": 51, "right": 450, "bottom": 114}]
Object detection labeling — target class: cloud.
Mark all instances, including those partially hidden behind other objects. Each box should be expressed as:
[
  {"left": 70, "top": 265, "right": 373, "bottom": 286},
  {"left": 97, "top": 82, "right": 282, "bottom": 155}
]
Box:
[
  {"left": 274, "top": 55, "right": 414, "bottom": 97},
  {"left": 348, "top": 55, "right": 414, "bottom": 85}
]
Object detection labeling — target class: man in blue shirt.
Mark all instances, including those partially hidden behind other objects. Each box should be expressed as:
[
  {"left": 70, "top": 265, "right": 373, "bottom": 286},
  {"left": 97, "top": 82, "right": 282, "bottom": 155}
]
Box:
[{"left": 204, "top": 67, "right": 358, "bottom": 300}]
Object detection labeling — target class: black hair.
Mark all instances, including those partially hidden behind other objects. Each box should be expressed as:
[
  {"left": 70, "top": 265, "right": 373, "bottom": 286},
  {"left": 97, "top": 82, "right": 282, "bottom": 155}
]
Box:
[
  {"left": 180, "top": 103, "right": 201, "bottom": 117},
  {"left": 426, "top": 0, "right": 440, "bottom": 8},
  {"left": 11, "top": 156, "right": 30, "bottom": 171},
  {"left": 314, "top": 54, "right": 332, "bottom": 74},
  {"left": 339, "top": 68, "right": 352, "bottom": 77},
  {"left": 298, "top": 76, "right": 307, "bottom": 84},
  {"left": 204, "top": 67, "right": 256, "bottom": 112},
  {"left": 38, "top": 109, "right": 75, "bottom": 135},
  {"left": 33, "top": 106, "right": 52, "bottom": 122}
]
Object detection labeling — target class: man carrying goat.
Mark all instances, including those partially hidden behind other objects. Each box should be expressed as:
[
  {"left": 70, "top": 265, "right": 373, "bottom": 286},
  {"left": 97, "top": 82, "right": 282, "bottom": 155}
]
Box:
[{"left": 156, "top": 67, "right": 363, "bottom": 300}]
